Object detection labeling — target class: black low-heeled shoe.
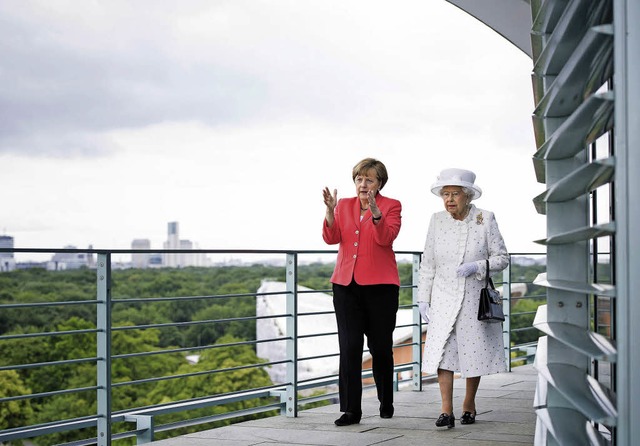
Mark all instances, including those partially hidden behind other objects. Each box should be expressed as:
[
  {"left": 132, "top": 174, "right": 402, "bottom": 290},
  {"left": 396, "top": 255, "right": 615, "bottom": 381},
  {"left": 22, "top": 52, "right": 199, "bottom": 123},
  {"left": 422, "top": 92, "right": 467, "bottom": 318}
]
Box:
[
  {"left": 379, "top": 404, "right": 394, "bottom": 419},
  {"left": 460, "top": 411, "right": 476, "bottom": 424},
  {"left": 435, "top": 412, "right": 455, "bottom": 428},
  {"left": 334, "top": 412, "right": 361, "bottom": 426}
]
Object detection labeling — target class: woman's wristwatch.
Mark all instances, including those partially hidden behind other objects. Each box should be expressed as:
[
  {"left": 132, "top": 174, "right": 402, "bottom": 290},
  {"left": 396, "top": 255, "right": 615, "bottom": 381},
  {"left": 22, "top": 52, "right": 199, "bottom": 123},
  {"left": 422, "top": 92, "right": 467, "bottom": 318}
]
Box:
[{"left": 372, "top": 214, "right": 382, "bottom": 221}]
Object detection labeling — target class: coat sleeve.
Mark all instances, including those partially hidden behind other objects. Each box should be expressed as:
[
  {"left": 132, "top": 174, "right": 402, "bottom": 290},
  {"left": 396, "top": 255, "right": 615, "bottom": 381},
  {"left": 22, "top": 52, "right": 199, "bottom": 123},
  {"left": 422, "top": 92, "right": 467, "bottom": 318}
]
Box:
[
  {"left": 372, "top": 198, "right": 402, "bottom": 247},
  {"left": 417, "top": 213, "right": 437, "bottom": 304},
  {"left": 476, "top": 211, "right": 509, "bottom": 280},
  {"left": 322, "top": 199, "right": 343, "bottom": 245}
]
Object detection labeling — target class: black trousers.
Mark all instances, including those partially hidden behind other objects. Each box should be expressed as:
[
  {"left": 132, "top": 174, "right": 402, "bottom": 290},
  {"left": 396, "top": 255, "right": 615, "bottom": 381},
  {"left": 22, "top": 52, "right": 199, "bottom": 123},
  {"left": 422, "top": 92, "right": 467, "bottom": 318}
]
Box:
[{"left": 332, "top": 280, "right": 399, "bottom": 415}]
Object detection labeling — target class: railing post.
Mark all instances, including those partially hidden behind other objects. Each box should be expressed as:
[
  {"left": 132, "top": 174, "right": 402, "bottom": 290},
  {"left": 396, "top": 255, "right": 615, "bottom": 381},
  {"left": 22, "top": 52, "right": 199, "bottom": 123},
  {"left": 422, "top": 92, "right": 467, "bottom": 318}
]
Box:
[
  {"left": 411, "top": 253, "right": 423, "bottom": 391},
  {"left": 127, "top": 415, "right": 154, "bottom": 444},
  {"left": 284, "top": 252, "right": 298, "bottom": 417},
  {"left": 96, "top": 253, "right": 112, "bottom": 445},
  {"left": 503, "top": 262, "right": 512, "bottom": 372}
]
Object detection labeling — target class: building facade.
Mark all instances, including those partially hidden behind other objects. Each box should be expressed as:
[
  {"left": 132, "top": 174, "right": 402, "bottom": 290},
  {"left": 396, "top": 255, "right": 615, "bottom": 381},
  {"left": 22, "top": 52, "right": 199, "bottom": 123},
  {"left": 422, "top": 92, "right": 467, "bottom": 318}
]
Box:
[{"left": 0, "top": 235, "right": 16, "bottom": 272}]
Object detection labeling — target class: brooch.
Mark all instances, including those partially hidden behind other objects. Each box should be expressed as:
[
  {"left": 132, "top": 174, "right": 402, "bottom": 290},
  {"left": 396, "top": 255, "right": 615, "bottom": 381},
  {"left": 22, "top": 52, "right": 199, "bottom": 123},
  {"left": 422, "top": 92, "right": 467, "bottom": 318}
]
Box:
[{"left": 476, "top": 212, "right": 484, "bottom": 225}]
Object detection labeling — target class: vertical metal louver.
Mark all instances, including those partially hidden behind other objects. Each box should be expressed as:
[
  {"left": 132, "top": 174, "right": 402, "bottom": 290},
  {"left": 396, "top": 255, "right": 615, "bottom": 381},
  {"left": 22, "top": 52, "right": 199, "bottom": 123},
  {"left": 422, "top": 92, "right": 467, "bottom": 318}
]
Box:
[
  {"left": 445, "top": 0, "right": 639, "bottom": 444},
  {"left": 529, "top": 0, "right": 617, "bottom": 444}
]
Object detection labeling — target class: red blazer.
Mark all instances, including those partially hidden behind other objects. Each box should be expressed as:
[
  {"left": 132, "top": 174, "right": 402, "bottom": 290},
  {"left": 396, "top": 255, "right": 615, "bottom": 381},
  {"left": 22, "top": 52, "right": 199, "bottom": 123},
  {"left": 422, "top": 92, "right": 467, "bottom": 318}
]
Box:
[{"left": 322, "top": 193, "right": 402, "bottom": 286}]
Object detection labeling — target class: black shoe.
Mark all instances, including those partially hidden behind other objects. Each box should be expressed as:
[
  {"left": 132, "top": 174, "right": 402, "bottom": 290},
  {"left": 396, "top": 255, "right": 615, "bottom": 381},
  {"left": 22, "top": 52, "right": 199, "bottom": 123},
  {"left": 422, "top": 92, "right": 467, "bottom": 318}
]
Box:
[
  {"left": 460, "top": 411, "right": 476, "bottom": 424},
  {"left": 435, "top": 412, "right": 455, "bottom": 428},
  {"left": 380, "top": 404, "right": 394, "bottom": 419},
  {"left": 334, "top": 412, "right": 361, "bottom": 426}
]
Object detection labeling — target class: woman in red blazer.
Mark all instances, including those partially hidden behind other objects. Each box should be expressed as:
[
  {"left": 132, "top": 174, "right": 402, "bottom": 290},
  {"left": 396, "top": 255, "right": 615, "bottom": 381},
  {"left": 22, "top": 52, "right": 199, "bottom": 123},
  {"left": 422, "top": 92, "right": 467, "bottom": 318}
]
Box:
[{"left": 322, "top": 157, "right": 402, "bottom": 426}]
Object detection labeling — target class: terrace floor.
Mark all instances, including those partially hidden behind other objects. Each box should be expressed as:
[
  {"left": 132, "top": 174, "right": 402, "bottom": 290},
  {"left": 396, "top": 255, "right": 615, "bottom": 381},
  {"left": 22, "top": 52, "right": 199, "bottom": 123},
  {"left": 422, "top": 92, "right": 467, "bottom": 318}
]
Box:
[{"left": 149, "top": 364, "right": 537, "bottom": 446}]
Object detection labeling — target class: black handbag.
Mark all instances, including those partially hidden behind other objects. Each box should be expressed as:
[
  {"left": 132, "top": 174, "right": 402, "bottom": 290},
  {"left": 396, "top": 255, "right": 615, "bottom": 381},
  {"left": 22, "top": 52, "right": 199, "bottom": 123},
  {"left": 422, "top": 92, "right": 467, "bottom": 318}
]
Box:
[{"left": 477, "top": 259, "right": 505, "bottom": 323}]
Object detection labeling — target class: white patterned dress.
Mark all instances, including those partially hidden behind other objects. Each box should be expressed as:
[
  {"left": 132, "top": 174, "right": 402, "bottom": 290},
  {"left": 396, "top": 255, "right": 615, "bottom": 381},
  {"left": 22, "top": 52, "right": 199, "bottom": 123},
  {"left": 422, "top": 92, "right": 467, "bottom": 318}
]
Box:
[{"left": 417, "top": 205, "right": 509, "bottom": 377}]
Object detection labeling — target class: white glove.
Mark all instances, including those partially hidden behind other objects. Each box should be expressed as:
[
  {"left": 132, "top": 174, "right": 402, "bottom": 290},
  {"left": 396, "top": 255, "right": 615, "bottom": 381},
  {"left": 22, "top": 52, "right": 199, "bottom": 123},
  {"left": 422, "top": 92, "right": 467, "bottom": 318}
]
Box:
[
  {"left": 456, "top": 262, "right": 479, "bottom": 277},
  {"left": 418, "top": 302, "right": 430, "bottom": 324}
]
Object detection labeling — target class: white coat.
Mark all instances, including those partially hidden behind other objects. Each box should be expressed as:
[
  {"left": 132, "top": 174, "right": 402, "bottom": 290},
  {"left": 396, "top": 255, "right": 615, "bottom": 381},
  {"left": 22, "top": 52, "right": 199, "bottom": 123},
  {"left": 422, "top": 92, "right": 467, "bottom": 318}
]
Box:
[{"left": 417, "top": 205, "right": 509, "bottom": 377}]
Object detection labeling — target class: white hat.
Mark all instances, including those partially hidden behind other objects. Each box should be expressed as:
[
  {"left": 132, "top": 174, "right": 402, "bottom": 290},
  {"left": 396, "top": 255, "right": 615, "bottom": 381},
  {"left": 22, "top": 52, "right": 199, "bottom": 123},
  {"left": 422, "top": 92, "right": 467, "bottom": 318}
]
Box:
[{"left": 431, "top": 168, "right": 482, "bottom": 200}]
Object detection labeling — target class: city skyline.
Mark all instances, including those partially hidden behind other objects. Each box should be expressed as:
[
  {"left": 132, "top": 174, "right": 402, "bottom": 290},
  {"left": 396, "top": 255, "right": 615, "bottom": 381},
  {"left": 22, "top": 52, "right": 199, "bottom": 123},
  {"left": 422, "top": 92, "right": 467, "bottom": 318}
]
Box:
[{"left": 1, "top": 221, "right": 213, "bottom": 269}]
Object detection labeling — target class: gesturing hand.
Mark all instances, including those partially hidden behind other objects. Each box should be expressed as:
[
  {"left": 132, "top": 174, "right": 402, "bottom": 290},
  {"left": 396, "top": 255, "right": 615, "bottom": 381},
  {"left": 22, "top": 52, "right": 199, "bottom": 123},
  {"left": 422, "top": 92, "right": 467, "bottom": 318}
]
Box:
[
  {"left": 456, "top": 262, "right": 479, "bottom": 277},
  {"left": 367, "top": 190, "right": 381, "bottom": 217},
  {"left": 323, "top": 187, "right": 337, "bottom": 210}
]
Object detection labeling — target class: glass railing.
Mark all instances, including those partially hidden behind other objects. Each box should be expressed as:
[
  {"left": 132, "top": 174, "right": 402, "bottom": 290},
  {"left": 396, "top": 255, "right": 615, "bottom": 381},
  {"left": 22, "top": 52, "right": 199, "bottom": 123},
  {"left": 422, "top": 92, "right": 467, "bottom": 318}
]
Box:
[{"left": 0, "top": 248, "right": 544, "bottom": 445}]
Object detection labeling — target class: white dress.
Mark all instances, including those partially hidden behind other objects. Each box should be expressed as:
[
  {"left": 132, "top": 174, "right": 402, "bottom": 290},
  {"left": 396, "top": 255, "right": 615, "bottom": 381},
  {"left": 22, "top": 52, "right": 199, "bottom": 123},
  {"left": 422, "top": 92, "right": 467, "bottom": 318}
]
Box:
[{"left": 417, "top": 205, "right": 509, "bottom": 377}]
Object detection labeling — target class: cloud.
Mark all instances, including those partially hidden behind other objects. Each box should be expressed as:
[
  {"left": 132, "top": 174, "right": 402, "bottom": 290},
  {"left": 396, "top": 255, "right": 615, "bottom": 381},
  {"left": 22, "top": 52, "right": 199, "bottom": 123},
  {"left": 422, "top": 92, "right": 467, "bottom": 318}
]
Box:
[
  {"left": 1, "top": 0, "right": 545, "bottom": 257},
  {"left": 0, "top": 1, "right": 272, "bottom": 156},
  {"left": 0, "top": 0, "right": 534, "bottom": 158}
]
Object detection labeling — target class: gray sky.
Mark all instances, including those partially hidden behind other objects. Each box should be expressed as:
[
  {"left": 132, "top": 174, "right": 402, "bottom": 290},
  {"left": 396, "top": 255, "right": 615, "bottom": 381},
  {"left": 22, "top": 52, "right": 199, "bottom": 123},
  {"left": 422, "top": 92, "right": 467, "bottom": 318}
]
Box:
[{"left": 0, "top": 0, "right": 546, "bottom": 261}]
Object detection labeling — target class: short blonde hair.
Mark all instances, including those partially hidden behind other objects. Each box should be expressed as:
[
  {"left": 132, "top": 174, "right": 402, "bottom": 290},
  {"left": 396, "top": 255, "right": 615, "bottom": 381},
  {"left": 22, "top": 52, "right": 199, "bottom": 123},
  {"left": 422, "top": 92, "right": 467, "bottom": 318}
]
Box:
[{"left": 351, "top": 158, "right": 389, "bottom": 190}]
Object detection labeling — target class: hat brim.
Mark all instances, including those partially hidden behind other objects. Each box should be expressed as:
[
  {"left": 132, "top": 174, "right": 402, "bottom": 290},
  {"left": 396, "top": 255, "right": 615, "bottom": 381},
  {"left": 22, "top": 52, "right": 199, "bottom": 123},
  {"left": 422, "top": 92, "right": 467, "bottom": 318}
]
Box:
[{"left": 431, "top": 180, "right": 482, "bottom": 200}]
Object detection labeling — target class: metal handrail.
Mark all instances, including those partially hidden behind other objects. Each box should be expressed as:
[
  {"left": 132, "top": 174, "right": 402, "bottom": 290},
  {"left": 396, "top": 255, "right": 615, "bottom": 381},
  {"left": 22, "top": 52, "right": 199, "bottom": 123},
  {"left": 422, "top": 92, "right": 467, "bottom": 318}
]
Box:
[{"left": 0, "top": 248, "right": 545, "bottom": 445}]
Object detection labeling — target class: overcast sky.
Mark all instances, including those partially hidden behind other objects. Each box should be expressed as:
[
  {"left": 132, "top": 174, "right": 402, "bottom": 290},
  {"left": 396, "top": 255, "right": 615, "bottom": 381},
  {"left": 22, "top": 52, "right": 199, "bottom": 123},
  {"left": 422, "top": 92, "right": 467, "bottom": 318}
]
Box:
[{"left": 0, "top": 0, "right": 546, "bottom": 262}]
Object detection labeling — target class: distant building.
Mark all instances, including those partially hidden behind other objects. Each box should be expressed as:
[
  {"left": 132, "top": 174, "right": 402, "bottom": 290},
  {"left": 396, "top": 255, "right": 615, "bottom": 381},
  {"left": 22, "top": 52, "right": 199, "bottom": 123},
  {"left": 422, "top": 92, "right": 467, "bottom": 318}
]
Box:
[
  {"left": 47, "top": 245, "right": 95, "bottom": 271},
  {"left": 162, "top": 221, "right": 208, "bottom": 267},
  {"left": 131, "top": 222, "right": 209, "bottom": 269},
  {"left": 149, "top": 254, "right": 163, "bottom": 267},
  {"left": 0, "top": 235, "right": 16, "bottom": 272},
  {"left": 16, "top": 261, "right": 48, "bottom": 270},
  {"left": 256, "top": 280, "right": 339, "bottom": 385},
  {"left": 131, "top": 239, "right": 151, "bottom": 268},
  {"left": 163, "top": 222, "right": 180, "bottom": 267},
  {"left": 255, "top": 280, "right": 424, "bottom": 387}
]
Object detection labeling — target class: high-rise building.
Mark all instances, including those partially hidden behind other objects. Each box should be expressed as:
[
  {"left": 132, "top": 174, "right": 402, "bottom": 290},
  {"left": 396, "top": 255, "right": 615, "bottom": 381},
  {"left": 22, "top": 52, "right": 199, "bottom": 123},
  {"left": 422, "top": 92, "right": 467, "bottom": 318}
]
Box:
[
  {"left": 163, "top": 221, "right": 180, "bottom": 267},
  {"left": 131, "top": 239, "right": 151, "bottom": 269},
  {"left": 161, "top": 221, "right": 208, "bottom": 267}
]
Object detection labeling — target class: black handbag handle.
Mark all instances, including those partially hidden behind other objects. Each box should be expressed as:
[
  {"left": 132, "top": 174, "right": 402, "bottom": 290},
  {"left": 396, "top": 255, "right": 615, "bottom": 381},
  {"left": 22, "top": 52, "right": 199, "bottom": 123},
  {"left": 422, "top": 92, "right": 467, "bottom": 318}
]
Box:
[{"left": 485, "top": 259, "right": 495, "bottom": 290}]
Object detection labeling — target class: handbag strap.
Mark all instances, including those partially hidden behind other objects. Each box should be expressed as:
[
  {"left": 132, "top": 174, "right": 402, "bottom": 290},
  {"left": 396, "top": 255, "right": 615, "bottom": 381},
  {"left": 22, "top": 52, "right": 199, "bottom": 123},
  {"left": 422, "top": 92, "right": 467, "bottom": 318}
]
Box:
[{"left": 485, "top": 259, "right": 495, "bottom": 290}]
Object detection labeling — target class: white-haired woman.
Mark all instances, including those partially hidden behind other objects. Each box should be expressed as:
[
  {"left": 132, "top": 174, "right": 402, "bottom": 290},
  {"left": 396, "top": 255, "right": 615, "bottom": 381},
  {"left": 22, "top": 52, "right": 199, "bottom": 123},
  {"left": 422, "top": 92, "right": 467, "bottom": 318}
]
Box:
[{"left": 417, "top": 168, "right": 509, "bottom": 428}]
